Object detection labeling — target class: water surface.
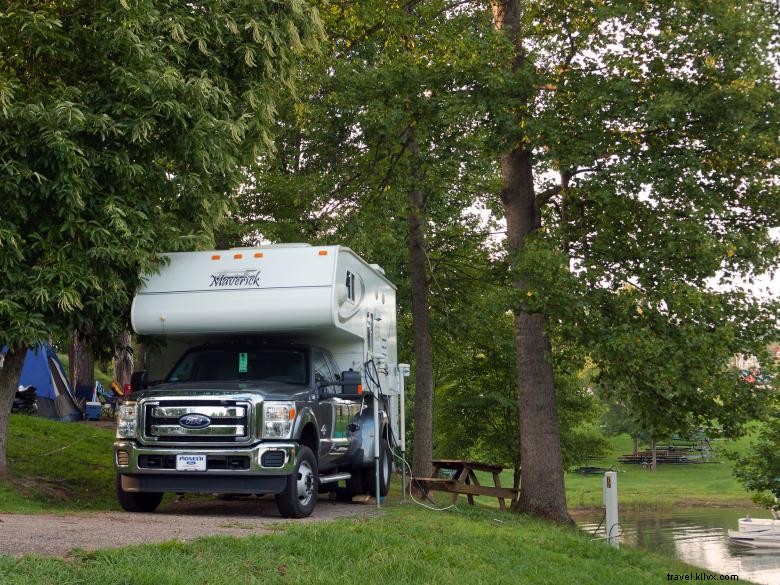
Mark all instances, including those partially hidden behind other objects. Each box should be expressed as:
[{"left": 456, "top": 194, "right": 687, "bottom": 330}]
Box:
[{"left": 576, "top": 507, "right": 780, "bottom": 585}]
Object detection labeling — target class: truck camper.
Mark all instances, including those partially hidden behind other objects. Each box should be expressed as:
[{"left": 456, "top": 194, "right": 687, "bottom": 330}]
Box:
[{"left": 114, "top": 244, "right": 406, "bottom": 518}]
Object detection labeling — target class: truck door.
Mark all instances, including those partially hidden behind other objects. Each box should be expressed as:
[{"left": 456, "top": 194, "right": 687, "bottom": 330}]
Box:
[
  {"left": 313, "top": 349, "right": 337, "bottom": 470},
  {"left": 324, "top": 352, "right": 360, "bottom": 467}
]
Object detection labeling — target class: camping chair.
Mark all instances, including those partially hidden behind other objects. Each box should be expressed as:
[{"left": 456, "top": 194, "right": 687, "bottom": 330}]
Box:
[{"left": 95, "top": 381, "right": 120, "bottom": 418}]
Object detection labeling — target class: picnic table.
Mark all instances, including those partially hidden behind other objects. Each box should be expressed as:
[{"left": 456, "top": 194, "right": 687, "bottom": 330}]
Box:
[{"left": 412, "top": 459, "right": 519, "bottom": 511}]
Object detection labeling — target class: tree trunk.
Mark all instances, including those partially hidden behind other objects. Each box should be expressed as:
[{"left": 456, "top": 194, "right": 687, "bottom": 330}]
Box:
[
  {"left": 113, "top": 330, "right": 133, "bottom": 389},
  {"left": 135, "top": 342, "right": 146, "bottom": 372},
  {"left": 493, "top": 0, "right": 571, "bottom": 524},
  {"left": 0, "top": 345, "right": 26, "bottom": 473},
  {"left": 651, "top": 440, "right": 657, "bottom": 472},
  {"left": 69, "top": 330, "right": 94, "bottom": 396},
  {"left": 632, "top": 434, "right": 639, "bottom": 456},
  {"left": 513, "top": 460, "right": 522, "bottom": 491},
  {"left": 406, "top": 127, "right": 435, "bottom": 480}
]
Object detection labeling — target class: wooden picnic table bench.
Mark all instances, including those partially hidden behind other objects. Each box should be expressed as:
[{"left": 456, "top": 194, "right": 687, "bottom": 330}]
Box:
[{"left": 412, "top": 459, "right": 519, "bottom": 511}]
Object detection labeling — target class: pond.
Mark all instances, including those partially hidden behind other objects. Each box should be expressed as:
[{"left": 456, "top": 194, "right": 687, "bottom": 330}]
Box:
[{"left": 576, "top": 507, "right": 780, "bottom": 585}]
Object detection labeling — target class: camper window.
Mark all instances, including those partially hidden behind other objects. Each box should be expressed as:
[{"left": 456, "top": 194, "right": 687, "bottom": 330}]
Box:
[{"left": 345, "top": 271, "right": 355, "bottom": 302}]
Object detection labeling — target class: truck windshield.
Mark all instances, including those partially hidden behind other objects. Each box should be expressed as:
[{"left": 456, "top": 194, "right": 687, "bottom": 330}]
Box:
[{"left": 167, "top": 348, "right": 307, "bottom": 385}]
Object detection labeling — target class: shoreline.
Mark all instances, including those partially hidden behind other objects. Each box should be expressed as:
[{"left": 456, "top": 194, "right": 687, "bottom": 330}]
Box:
[{"left": 569, "top": 498, "right": 758, "bottom": 514}]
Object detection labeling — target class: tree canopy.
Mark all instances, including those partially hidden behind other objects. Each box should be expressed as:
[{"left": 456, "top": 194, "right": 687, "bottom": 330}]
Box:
[
  {"left": 1, "top": 1, "right": 777, "bottom": 521},
  {"left": 0, "top": 0, "right": 322, "bottom": 468},
  {"left": 220, "top": 0, "right": 778, "bottom": 521}
]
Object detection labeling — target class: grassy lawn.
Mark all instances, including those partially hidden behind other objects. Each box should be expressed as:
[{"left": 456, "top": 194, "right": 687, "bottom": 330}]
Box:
[
  {"left": 564, "top": 433, "right": 756, "bottom": 510},
  {"left": 432, "top": 432, "right": 758, "bottom": 512},
  {"left": 1, "top": 414, "right": 761, "bottom": 514},
  {"left": 0, "top": 415, "right": 764, "bottom": 584},
  {"left": 1, "top": 414, "right": 118, "bottom": 513},
  {"left": 0, "top": 504, "right": 740, "bottom": 585}
]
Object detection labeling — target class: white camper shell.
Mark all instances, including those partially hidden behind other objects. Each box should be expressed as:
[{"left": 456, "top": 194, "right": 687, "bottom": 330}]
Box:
[{"left": 131, "top": 244, "right": 401, "bottom": 437}]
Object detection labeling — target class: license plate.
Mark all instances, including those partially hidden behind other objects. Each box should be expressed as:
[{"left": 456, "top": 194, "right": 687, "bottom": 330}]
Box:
[{"left": 176, "top": 454, "right": 207, "bottom": 472}]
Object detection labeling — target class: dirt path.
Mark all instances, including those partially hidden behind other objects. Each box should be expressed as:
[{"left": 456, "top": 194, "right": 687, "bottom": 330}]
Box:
[{"left": 0, "top": 497, "right": 373, "bottom": 557}]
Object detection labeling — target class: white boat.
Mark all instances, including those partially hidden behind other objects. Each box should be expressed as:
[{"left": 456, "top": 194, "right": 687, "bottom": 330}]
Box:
[
  {"left": 728, "top": 515, "right": 780, "bottom": 547},
  {"left": 737, "top": 517, "right": 780, "bottom": 533}
]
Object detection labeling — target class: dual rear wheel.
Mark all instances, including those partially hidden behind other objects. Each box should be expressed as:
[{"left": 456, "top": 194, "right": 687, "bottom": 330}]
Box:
[{"left": 338, "top": 436, "right": 392, "bottom": 500}]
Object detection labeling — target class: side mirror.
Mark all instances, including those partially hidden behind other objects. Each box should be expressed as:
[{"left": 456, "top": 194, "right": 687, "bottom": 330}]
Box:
[
  {"left": 130, "top": 370, "right": 148, "bottom": 394},
  {"left": 340, "top": 370, "right": 362, "bottom": 396}
]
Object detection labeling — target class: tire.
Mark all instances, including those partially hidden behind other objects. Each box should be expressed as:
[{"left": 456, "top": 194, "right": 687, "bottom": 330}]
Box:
[
  {"left": 116, "top": 475, "right": 163, "bottom": 513},
  {"left": 275, "top": 446, "right": 318, "bottom": 518},
  {"left": 368, "top": 437, "right": 392, "bottom": 498},
  {"left": 334, "top": 468, "right": 368, "bottom": 501}
]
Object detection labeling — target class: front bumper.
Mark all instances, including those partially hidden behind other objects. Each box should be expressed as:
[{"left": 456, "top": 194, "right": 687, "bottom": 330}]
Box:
[{"left": 114, "top": 440, "right": 296, "bottom": 493}]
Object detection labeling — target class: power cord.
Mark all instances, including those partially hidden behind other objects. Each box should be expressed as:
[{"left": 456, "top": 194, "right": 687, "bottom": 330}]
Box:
[
  {"left": 362, "top": 358, "right": 383, "bottom": 398},
  {"left": 361, "top": 359, "right": 454, "bottom": 512},
  {"left": 390, "top": 446, "right": 458, "bottom": 512},
  {"left": 589, "top": 510, "right": 606, "bottom": 536}
]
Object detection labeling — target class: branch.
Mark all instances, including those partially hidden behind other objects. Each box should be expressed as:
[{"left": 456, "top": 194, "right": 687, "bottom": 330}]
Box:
[
  {"left": 339, "top": 0, "right": 427, "bottom": 56},
  {"left": 537, "top": 185, "right": 562, "bottom": 206}
]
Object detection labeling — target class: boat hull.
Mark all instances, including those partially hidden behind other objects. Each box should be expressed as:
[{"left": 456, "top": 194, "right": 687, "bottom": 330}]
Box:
[{"left": 728, "top": 530, "right": 780, "bottom": 548}]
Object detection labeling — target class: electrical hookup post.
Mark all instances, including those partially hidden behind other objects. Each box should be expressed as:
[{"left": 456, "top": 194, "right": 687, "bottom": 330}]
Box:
[
  {"left": 398, "top": 363, "right": 410, "bottom": 503},
  {"left": 603, "top": 471, "right": 620, "bottom": 547},
  {"left": 373, "top": 362, "right": 410, "bottom": 509}
]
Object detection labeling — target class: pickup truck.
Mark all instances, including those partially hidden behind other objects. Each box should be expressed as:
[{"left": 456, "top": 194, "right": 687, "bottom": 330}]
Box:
[{"left": 114, "top": 245, "right": 404, "bottom": 518}]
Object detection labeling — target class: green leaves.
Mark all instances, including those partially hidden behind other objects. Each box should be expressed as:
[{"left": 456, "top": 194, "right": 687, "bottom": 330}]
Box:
[
  {"left": 0, "top": 1, "right": 322, "bottom": 349},
  {"left": 732, "top": 407, "right": 780, "bottom": 503}
]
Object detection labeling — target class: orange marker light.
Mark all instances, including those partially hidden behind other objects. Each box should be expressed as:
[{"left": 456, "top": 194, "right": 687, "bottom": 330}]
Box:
[
  {"left": 211, "top": 254, "right": 221, "bottom": 260},
  {"left": 357, "top": 384, "right": 363, "bottom": 395},
  {"left": 233, "top": 253, "right": 243, "bottom": 259},
  {"left": 288, "top": 407, "right": 297, "bottom": 420},
  {"left": 318, "top": 250, "right": 328, "bottom": 256},
  {"left": 254, "top": 252, "right": 264, "bottom": 258}
]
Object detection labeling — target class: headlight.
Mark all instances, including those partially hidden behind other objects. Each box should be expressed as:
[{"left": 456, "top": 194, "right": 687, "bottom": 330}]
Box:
[
  {"left": 262, "top": 402, "right": 296, "bottom": 439},
  {"left": 116, "top": 402, "right": 138, "bottom": 439}
]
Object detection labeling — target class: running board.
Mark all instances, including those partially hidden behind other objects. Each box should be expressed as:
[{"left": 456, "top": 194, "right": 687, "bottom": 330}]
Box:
[{"left": 319, "top": 472, "right": 351, "bottom": 484}]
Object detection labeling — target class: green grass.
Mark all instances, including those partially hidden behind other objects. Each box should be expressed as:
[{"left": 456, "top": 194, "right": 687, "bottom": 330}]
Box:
[
  {"left": 1, "top": 415, "right": 760, "bottom": 515},
  {"left": 440, "top": 432, "right": 758, "bottom": 512},
  {"left": 0, "top": 416, "right": 762, "bottom": 584},
  {"left": 0, "top": 505, "right": 745, "bottom": 585},
  {"left": 1, "top": 414, "right": 118, "bottom": 513},
  {"left": 564, "top": 433, "right": 756, "bottom": 509}
]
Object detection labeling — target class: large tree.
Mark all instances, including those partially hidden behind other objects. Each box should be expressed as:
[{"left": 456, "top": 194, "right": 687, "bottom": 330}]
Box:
[
  {"left": 487, "top": 0, "right": 778, "bottom": 521},
  {"left": 224, "top": 0, "right": 499, "bottom": 478},
  {"left": 212, "top": 0, "right": 778, "bottom": 524},
  {"left": 0, "top": 0, "right": 322, "bottom": 470}
]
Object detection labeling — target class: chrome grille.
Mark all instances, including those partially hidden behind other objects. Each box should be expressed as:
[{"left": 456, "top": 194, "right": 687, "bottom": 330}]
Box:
[{"left": 143, "top": 400, "right": 250, "bottom": 444}]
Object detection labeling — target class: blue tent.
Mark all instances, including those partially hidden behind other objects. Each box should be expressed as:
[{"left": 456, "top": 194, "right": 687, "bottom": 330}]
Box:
[{"left": 13, "top": 343, "right": 81, "bottom": 421}]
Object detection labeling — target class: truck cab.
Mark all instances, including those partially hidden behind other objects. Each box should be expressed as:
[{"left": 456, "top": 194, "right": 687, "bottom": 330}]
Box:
[{"left": 114, "top": 245, "right": 403, "bottom": 518}]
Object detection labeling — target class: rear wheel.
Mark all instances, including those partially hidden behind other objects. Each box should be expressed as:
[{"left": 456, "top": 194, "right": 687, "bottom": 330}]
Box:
[
  {"left": 334, "top": 468, "right": 368, "bottom": 501},
  {"left": 275, "top": 446, "right": 318, "bottom": 518},
  {"left": 368, "top": 437, "right": 392, "bottom": 498},
  {"left": 116, "top": 475, "right": 163, "bottom": 513}
]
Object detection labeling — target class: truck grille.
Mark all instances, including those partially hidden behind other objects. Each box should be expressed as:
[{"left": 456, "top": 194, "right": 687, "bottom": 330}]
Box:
[{"left": 143, "top": 400, "right": 251, "bottom": 444}]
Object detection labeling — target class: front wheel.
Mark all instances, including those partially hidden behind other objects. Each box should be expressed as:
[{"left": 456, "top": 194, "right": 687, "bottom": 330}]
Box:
[
  {"left": 116, "top": 475, "right": 163, "bottom": 513},
  {"left": 275, "top": 446, "right": 318, "bottom": 518}
]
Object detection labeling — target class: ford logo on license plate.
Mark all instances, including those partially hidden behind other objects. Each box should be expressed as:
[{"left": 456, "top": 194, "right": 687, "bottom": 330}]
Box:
[{"left": 179, "top": 414, "right": 211, "bottom": 429}]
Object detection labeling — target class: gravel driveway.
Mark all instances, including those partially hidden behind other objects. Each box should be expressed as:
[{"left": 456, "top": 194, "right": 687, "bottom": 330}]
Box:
[{"left": 0, "top": 497, "right": 373, "bottom": 557}]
